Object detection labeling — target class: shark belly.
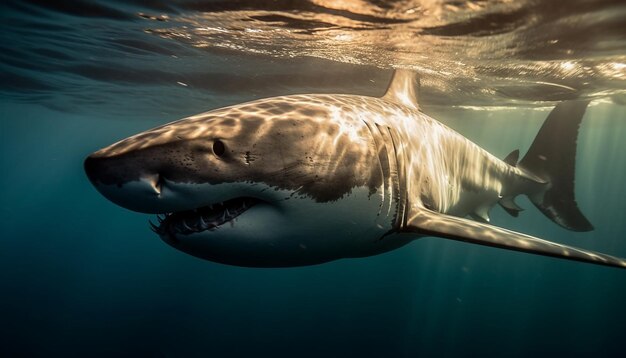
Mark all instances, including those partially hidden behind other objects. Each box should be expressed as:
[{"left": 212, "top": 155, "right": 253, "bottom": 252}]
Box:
[{"left": 160, "top": 184, "right": 397, "bottom": 267}]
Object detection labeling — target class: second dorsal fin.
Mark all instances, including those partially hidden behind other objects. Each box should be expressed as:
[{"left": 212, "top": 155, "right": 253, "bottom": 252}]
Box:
[{"left": 382, "top": 69, "right": 420, "bottom": 110}]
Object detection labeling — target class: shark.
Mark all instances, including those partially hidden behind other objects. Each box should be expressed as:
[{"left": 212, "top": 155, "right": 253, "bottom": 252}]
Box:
[{"left": 84, "top": 70, "right": 626, "bottom": 268}]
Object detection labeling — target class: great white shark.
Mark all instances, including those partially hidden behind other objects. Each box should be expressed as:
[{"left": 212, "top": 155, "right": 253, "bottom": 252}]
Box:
[{"left": 85, "top": 70, "right": 626, "bottom": 268}]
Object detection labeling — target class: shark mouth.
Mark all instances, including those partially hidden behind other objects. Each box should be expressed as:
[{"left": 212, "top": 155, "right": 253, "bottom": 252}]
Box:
[{"left": 150, "top": 197, "right": 261, "bottom": 238}]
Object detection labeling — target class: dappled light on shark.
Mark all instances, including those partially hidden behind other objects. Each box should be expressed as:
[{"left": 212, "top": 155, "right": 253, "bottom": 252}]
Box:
[{"left": 85, "top": 70, "right": 626, "bottom": 269}]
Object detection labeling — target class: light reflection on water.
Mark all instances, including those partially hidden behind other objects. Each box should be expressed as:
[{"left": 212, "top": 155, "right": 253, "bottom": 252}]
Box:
[
  {"left": 148, "top": 0, "right": 625, "bottom": 105},
  {"left": 1, "top": 0, "right": 625, "bottom": 111}
]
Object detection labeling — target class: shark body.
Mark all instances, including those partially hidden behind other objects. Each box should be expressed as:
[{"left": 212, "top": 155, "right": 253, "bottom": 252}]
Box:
[{"left": 85, "top": 71, "right": 626, "bottom": 268}]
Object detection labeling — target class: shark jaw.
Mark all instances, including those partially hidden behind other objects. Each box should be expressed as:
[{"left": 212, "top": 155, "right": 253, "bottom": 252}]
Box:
[
  {"left": 150, "top": 196, "right": 263, "bottom": 239},
  {"left": 84, "top": 163, "right": 396, "bottom": 267},
  {"left": 87, "top": 178, "right": 295, "bottom": 244}
]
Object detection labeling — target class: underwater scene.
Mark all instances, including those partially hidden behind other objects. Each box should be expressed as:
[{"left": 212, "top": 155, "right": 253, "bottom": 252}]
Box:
[{"left": 1, "top": 0, "right": 626, "bottom": 357}]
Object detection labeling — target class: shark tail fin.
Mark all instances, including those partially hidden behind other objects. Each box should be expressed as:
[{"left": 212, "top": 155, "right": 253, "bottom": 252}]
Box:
[{"left": 518, "top": 100, "right": 593, "bottom": 232}]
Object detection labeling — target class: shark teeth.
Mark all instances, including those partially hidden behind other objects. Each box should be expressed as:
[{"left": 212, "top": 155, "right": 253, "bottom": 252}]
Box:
[{"left": 151, "top": 197, "right": 260, "bottom": 237}]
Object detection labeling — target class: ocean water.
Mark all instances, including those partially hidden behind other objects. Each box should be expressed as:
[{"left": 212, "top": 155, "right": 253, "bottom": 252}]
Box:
[{"left": 1, "top": 1, "right": 626, "bottom": 357}]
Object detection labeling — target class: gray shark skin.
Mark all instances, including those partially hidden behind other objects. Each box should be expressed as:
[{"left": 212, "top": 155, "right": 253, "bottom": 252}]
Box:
[{"left": 85, "top": 70, "right": 626, "bottom": 268}]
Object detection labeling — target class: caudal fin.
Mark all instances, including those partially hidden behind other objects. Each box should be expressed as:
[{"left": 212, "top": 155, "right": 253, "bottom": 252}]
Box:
[{"left": 518, "top": 100, "right": 593, "bottom": 232}]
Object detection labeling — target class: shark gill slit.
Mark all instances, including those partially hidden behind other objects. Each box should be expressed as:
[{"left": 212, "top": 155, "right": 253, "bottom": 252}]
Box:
[
  {"left": 361, "top": 119, "right": 390, "bottom": 220},
  {"left": 384, "top": 124, "right": 408, "bottom": 230}
]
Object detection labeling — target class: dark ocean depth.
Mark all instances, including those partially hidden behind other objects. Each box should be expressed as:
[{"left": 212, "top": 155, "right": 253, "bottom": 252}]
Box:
[{"left": 1, "top": 1, "right": 626, "bottom": 357}]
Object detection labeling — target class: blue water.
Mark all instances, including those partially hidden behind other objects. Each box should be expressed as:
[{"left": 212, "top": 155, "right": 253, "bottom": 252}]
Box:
[{"left": 2, "top": 1, "right": 626, "bottom": 357}]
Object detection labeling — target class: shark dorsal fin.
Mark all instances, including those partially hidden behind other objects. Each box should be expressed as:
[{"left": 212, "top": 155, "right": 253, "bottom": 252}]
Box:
[{"left": 382, "top": 69, "right": 420, "bottom": 110}]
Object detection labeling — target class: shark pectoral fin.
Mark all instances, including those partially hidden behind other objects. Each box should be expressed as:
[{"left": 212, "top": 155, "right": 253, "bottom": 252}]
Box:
[{"left": 405, "top": 209, "right": 626, "bottom": 269}]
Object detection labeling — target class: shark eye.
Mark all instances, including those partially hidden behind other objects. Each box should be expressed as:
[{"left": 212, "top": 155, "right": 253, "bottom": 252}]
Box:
[{"left": 213, "top": 139, "right": 226, "bottom": 157}]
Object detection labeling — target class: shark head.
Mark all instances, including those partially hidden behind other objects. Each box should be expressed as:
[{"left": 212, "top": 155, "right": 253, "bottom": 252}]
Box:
[{"left": 85, "top": 95, "right": 395, "bottom": 267}]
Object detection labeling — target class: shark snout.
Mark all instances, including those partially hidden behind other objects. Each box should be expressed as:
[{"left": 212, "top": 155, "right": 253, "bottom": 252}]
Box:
[
  {"left": 84, "top": 152, "right": 167, "bottom": 212},
  {"left": 84, "top": 138, "right": 214, "bottom": 213},
  {"left": 84, "top": 154, "right": 161, "bottom": 193}
]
